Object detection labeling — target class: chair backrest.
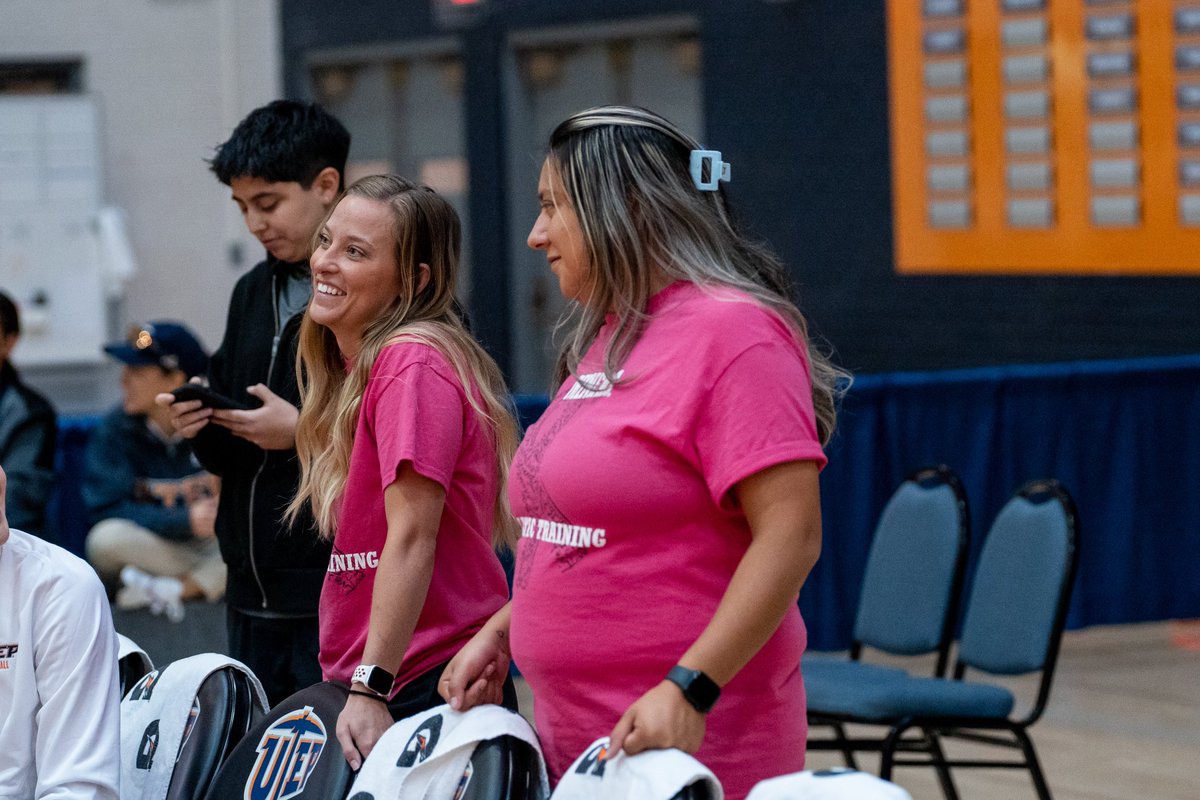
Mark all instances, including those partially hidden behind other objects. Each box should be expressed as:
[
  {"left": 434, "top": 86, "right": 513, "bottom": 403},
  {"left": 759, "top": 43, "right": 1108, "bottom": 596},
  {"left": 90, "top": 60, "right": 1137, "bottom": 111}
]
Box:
[
  {"left": 166, "top": 667, "right": 265, "bottom": 800},
  {"left": 957, "top": 480, "right": 1079, "bottom": 708},
  {"left": 203, "top": 682, "right": 354, "bottom": 800},
  {"left": 117, "top": 633, "right": 154, "bottom": 698},
  {"left": 459, "top": 735, "right": 548, "bottom": 800},
  {"left": 348, "top": 704, "right": 549, "bottom": 799},
  {"left": 120, "top": 654, "right": 268, "bottom": 800},
  {"left": 669, "top": 782, "right": 718, "bottom": 800},
  {"left": 853, "top": 465, "right": 969, "bottom": 670}
]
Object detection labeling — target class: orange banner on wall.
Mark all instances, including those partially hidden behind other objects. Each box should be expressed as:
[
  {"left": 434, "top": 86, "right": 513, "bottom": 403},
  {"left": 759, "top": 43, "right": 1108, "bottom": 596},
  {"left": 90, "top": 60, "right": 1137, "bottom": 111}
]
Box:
[{"left": 889, "top": 0, "right": 1200, "bottom": 274}]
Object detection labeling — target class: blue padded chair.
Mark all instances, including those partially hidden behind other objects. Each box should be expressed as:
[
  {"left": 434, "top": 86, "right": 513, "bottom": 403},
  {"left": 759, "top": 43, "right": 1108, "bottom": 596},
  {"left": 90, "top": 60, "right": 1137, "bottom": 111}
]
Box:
[
  {"left": 805, "top": 465, "right": 970, "bottom": 768},
  {"left": 818, "top": 480, "right": 1079, "bottom": 800}
]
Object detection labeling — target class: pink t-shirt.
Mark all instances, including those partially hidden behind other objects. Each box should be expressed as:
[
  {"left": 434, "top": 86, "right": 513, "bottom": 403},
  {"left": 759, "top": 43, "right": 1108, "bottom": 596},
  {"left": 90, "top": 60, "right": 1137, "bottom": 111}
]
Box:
[
  {"left": 319, "top": 342, "right": 509, "bottom": 695},
  {"left": 509, "top": 281, "right": 827, "bottom": 800}
]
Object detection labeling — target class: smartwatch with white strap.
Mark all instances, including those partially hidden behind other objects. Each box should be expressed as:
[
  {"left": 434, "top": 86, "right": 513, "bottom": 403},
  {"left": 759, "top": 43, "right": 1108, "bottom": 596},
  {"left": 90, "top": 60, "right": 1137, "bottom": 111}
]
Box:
[{"left": 352, "top": 664, "right": 395, "bottom": 697}]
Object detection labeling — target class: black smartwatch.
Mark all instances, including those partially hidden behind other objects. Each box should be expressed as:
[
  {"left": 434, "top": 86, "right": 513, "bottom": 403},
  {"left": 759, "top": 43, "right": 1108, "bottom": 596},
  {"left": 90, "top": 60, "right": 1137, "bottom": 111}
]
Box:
[
  {"left": 352, "top": 664, "right": 395, "bottom": 697},
  {"left": 665, "top": 665, "right": 720, "bottom": 713}
]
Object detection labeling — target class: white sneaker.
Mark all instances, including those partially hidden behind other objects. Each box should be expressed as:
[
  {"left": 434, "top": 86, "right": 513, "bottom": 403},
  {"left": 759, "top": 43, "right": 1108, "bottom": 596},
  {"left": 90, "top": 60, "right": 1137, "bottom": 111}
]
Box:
[
  {"left": 115, "top": 583, "right": 154, "bottom": 611},
  {"left": 119, "top": 566, "right": 186, "bottom": 623}
]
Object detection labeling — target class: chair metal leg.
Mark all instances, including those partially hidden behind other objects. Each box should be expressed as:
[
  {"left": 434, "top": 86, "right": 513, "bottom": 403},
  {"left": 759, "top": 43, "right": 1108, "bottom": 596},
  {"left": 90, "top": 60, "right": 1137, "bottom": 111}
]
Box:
[
  {"left": 1013, "top": 727, "right": 1053, "bottom": 800},
  {"left": 923, "top": 727, "right": 960, "bottom": 800},
  {"left": 879, "top": 721, "right": 915, "bottom": 781},
  {"left": 831, "top": 722, "right": 860, "bottom": 769}
]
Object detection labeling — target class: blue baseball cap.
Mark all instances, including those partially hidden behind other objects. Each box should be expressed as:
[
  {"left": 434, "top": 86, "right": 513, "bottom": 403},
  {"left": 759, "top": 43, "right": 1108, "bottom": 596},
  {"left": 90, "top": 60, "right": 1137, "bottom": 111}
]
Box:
[{"left": 103, "top": 321, "right": 209, "bottom": 378}]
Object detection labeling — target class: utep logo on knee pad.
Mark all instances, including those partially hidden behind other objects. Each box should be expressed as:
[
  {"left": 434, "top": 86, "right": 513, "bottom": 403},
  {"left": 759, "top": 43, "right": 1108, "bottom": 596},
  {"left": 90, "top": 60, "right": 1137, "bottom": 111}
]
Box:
[
  {"left": 396, "top": 712, "right": 443, "bottom": 767},
  {"left": 244, "top": 706, "right": 327, "bottom": 800}
]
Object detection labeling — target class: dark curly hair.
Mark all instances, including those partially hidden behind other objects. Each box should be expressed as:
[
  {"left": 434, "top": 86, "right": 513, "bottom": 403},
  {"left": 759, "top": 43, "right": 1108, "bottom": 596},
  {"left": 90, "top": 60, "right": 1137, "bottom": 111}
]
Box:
[{"left": 209, "top": 100, "right": 350, "bottom": 189}]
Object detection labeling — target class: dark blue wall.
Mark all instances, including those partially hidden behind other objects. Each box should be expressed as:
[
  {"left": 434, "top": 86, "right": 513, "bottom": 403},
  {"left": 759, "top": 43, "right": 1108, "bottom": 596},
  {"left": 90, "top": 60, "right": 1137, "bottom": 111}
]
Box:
[{"left": 280, "top": 0, "right": 1200, "bottom": 376}]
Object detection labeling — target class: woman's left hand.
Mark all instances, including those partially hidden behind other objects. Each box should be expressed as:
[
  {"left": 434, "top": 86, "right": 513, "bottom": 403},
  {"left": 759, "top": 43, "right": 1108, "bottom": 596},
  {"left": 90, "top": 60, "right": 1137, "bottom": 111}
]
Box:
[
  {"left": 607, "top": 680, "right": 706, "bottom": 758},
  {"left": 336, "top": 693, "right": 394, "bottom": 771},
  {"left": 209, "top": 383, "right": 298, "bottom": 450}
]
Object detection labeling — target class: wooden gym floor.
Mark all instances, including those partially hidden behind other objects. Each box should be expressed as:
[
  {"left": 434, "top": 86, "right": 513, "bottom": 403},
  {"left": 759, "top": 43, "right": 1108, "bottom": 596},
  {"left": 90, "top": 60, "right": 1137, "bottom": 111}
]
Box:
[
  {"left": 513, "top": 621, "right": 1200, "bottom": 799},
  {"left": 802, "top": 621, "right": 1200, "bottom": 800}
]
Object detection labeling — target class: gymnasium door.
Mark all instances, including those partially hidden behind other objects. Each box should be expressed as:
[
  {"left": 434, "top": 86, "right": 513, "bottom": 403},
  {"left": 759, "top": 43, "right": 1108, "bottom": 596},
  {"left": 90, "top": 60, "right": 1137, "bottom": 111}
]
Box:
[{"left": 503, "top": 18, "right": 703, "bottom": 392}]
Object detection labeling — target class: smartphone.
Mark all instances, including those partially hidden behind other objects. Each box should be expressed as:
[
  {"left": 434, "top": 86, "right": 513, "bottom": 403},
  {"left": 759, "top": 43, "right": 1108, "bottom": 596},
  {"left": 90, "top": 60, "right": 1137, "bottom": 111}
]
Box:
[{"left": 170, "top": 384, "right": 255, "bottom": 411}]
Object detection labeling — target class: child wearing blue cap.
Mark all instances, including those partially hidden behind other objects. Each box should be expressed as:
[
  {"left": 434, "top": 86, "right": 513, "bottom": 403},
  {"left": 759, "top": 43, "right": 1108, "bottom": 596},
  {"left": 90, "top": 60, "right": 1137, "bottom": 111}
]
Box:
[{"left": 84, "top": 320, "right": 223, "bottom": 621}]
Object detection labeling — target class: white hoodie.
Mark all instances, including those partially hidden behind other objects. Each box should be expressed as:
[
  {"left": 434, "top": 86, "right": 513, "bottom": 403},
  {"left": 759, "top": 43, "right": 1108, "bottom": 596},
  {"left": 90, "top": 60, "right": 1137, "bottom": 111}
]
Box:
[{"left": 0, "top": 529, "right": 121, "bottom": 799}]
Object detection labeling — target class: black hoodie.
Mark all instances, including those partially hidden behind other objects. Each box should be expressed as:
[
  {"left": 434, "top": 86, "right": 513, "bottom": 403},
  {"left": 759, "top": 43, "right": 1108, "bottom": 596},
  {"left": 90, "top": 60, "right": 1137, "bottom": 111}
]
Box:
[
  {"left": 0, "top": 361, "right": 56, "bottom": 536},
  {"left": 190, "top": 256, "right": 330, "bottom": 614}
]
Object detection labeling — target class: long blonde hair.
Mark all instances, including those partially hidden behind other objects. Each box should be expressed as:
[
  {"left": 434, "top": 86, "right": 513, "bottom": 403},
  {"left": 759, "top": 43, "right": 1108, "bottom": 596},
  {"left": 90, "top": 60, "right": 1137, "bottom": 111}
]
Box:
[
  {"left": 288, "top": 175, "right": 519, "bottom": 549},
  {"left": 547, "top": 106, "right": 848, "bottom": 445}
]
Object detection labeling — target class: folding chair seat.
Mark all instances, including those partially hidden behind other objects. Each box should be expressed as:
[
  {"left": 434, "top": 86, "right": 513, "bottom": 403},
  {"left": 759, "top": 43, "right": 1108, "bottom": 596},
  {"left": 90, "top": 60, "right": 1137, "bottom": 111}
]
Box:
[
  {"left": 815, "top": 480, "right": 1080, "bottom": 800},
  {"left": 119, "top": 653, "right": 269, "bottom": 800},
  {"left": 805, "top": 465, "right": 969, "bottom": 766},
  {"left": 203, "top": 681, "right": 355, "bottom": 800}
]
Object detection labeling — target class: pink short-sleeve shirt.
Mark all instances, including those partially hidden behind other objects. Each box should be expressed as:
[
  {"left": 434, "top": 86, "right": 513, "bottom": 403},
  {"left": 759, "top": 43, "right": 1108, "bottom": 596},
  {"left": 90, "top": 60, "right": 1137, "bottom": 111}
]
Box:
[
  {"left": 509, "top": 281, "right": 827, "bottom": 799},
  {"left": 319, "top": 342, "right": 509, "bottom": 694}
]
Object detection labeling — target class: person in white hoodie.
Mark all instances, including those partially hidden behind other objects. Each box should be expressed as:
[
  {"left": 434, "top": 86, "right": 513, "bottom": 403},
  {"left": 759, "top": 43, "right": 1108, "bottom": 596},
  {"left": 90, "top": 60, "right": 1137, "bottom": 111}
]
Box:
[{"left": 0, "top": 464, "right": 121, "bottom": 799}]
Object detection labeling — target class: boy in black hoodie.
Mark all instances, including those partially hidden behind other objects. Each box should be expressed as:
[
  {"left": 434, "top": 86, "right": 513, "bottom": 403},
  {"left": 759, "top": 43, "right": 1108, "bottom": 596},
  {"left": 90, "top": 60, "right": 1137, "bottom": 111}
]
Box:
[{"left": 158, "top": 100, "right": 349, "bottom": 704}]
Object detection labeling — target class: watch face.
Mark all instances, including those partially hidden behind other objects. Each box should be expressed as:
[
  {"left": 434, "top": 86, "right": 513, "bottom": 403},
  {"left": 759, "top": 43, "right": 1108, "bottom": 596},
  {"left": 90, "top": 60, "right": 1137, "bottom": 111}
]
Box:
[
  {"left": 667, "top": 666, "right": 720, "bottom": 713},
  {"left": 366, "top": 667, "right": 392, "bottom": 695},
  {"left": 355, "top": 665, "right": 394, "bottom": 695},
  {"left": 688, "top": 672, "right": 720, "bottom": 710}
]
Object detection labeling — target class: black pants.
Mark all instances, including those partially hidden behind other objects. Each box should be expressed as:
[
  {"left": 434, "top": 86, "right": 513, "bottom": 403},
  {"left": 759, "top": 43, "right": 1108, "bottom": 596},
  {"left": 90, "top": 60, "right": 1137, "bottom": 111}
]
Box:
[
  {"left": 227, "top": 607, "right": 322, "bottom": 708},
  {"left": 386, "top": 660, "right": 520, "bottom": 721}
]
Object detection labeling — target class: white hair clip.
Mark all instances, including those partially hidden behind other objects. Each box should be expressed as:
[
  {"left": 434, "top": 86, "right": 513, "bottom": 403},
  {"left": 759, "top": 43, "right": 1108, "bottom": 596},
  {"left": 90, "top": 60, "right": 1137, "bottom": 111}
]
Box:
[{"left": 690, "top": 149, "right": 731, "bottom": 191}]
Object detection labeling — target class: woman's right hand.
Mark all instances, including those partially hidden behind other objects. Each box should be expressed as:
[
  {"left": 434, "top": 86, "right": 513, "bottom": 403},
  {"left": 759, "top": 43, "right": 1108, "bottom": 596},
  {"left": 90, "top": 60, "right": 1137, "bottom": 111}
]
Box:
[{"left": 439, "top": 605, "right": 512, "bottom": 711}]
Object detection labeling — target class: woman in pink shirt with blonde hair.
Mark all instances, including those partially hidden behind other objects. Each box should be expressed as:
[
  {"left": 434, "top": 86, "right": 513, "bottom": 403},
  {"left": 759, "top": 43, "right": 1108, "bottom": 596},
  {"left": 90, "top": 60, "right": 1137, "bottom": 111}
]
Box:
[
  {"left": 287, "top": 174, "right": 520, "bottom": 771},
  {"left": 441, "top": 106, "right": 848, "bottom": 799}
]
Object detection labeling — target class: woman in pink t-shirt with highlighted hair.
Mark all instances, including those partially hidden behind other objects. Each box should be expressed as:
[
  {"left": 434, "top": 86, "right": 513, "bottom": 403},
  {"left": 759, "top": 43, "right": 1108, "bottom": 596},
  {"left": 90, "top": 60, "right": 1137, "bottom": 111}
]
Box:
[
  {"left": 287, "top": 175, "right": 520, "bottom": 771},
  {"left": 440, "top": 106, "right": 849, "bottom": 799}
]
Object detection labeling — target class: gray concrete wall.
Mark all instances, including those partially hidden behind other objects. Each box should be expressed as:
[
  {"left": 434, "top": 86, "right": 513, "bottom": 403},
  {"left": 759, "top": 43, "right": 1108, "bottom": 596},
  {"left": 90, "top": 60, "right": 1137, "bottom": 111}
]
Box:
[{"left": 2, "top": 0, "right": 282, "bottom": 412}]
